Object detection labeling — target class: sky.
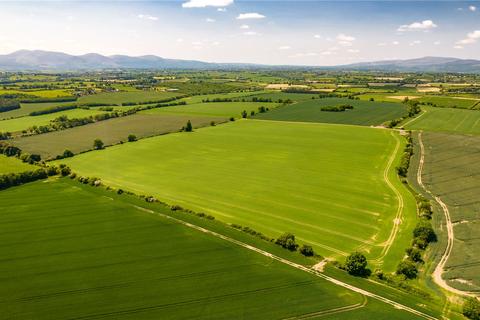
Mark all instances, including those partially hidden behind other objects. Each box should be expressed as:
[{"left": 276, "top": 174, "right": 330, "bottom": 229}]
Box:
[{"left": 0, "top": 0, "right": 479, "bottom": 66}]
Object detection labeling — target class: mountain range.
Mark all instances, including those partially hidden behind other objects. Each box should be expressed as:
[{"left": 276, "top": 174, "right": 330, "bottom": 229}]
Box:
[{"left": 0, "top": 50, "right": 479, "bottom": 73}]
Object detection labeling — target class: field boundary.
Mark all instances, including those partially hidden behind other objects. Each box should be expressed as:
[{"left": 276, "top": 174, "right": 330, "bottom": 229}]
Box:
[
  {"left": 402, "top": 109, "right": 427, "bottom": 128},
  {"left": 416, "top": 131, "right": 475, "bottom": 298},
  {"left": 132, "top": 204, "right": 438, "bottom": 320}
]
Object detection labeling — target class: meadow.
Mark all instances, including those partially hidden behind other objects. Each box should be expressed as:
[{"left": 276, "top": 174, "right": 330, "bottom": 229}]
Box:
[
  {"left": 57, "top": 120, "right": 416, "bottom": 270},
  {"left": 0, "top": 108, "right": 105, "bottom": 133},
  {"left": 141, "top": 102, "right": 279, "bottom": 118},
  {"left": 419, "top": 132, "right": 480, "bottom": 293},
  {"left": 77, "top": 91, "right": 182, "bottom": 105},
  {"left": 0, "top": 178, "right": 425, "bottom": 320},
  {"left": 0, "top": 155, "right": 37, "bottom": 174},
  {"left": 13, "top": 113, "right": 225, "bottom": 159},
  {"left": 255, "top": 98, "right": 407, "bottom": 126},
  {"left": 403, "top": 106, "right": 480, "bottom": 135}
]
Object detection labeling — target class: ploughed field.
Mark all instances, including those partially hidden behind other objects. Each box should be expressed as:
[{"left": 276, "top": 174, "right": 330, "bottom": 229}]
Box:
[
  {"left": 254, "top": 98, "right": 407, "bottom": 126},
  {"left": 57, "top": 120, "right": 416, "bottom": 269},
  {"left": 419, "top": 132, "right": 480, "bottom": 292},
  {"left": 0, "top": 178, "right": 424, "bottom": 320}
]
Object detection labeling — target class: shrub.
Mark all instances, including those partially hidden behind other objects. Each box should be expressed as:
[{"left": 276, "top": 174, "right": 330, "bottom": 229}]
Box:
[
  {"left": 63, "top": 149, "right": 74, "bottom": 158},
  {"left": 127, "top": 134, "right": 137, "bottom": 142},
  {"left": 463, "top": 298, "right": 480, "bottom": 320},
  {"left": 241, "top": 110, "right": 247, "bottom": 118},
  {"left": 93, "top": 138, "right": 104, "bottom": 150},
  {"left": 345, "top": 252, "right": 369, "bottom": 277},
  {"left": 406, "top": 247, "right": 423, "bottom": 263},
  {"left": 184, "top": 120, "right": 193, "bottom": 132},
  {"left": 299, "top": 244, "right": 314, "bottom": 256},
  {"left": 275, "top": 233, "right": 299, "bottom": 251}
]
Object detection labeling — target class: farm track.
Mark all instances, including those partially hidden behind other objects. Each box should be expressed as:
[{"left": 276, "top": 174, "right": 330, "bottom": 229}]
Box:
[
  {"left": 416, "top": 131, "right": 476, "bottom": 297},
  {"left": 132, "top": 205, "right": 438, "bottom": 320},
  {"left": 281, "top": 295, "right": 368, "bottom": 319},
  {"left": 402, "top": 109, "right": 427, "bottom": 128}
]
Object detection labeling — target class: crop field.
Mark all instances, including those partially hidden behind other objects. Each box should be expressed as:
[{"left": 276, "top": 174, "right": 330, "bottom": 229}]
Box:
[
  {"left": 0, "top": 155, "right": 37, "bottom": 174},
  {"left": 248, "top": 92, "right": 324, "bottom": 102},
  {"left": 141, "top": 102, "right": 279, "bottom": 118},
  {"left": 57, "top": 120, "right": 416, "bottom": 270},
  {"left": 404, "top": 106, "right": 480, "bottom": 135},
  {"left": 418, "top": 132, "right": 480, "bottom": 292},
  {"left": 77, "top": 91, "right": 182, "bottom": 105},
  {"left": 0, "top": 109, "right": 105, "bottom": 133},
  {"left": 0, "top": 101, "right": 76, "bottom": 120},
  {"left": 255, "top": 98, "right": 407, "bottom": 126},
  {"left": 13, "top": 113, "right": 225, "bottom": 159},
  {"left": 417, "top": 96, "right": 479, "bottom": 109},
  {"left": 0, "top": 178, "right": 425, "bottom": 320},
  {"left": 178, "top": 90, "right": 267, "bottom": 104},
  {"left": 0, "top": 88, "right": 73, "bottom": 98}
]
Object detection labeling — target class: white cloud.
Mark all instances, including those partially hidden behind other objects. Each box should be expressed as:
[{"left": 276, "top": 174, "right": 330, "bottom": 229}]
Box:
[
  {"left": 392, "top": 41, "right": 400, "bottom": 45},
  {"left": 347, "top": 49, "right": 360, "bottom": 53},
  {"left": 182, "top": 0, "right": 233, "bottom": 8},
  {"left": 278, "top": 45, "right": 291, "bottom": 50},
  {"left": 336, "top": 33, "right": 355, "bottom": 46},
  {"left": 243, "top": 31, "right": 260, "bottom": 36},
  {"left": 137, "top": 14, "right": 158, "bottom": 21},
  {"left": 469, "top": 5, "right": 477, "bottom": 11},
  {"left": 237, "top": 13, "right": 266, "bottom": 20},
  {"left": 409, "top": 40, "right": 422, "bottom": 46},
  {"left": 176, "top": 38, "right": 184, "bottom": 43},
  {"left": 454, "top": 45, "right": 464, "bottom": 49},
  {"left": 456, "top": 30, "right": 480, "bottom": 45},
  {"left": 397, "top": 20, "right": 437, "bottom": 32},
  {"left": 433, "top": 41, "right": 441, "bottom": 45},
  {"left": 217, "top": 8, "right": 227, "bottom": 12},
  {"left": 205, "top": 18, "right": 215, "bottom": 23},
  {"left": 239, "top": 24, "right": 249, "bottom": 29},
  {"left": 313, "top": 34, "right": 322, "bottom": 39}
]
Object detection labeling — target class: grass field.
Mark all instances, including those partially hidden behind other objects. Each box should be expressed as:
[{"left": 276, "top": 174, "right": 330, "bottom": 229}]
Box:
[
  {"left": 178, "top": 91, "right": 267, "bottom": 104},
  {"left": 141, "top": 102, "right": 279, "bottom": 118},
  {"left": 418, "top": 132, "right": 480, "bottom": 293},
  {"left": 57, "top": 120, "right": 416, "bottom": 270},
  {"left": 0, "top": 101, "right": 76, "bottom": 120},
  {"left": 78, "top": 91, "right": 182, "bottom": 105},
  {"left": 0, "top": 88, "right": 73, "bottom": 98},
  {"left": 13, "top": 113, "right": 225, "bottom": 159},
  {"left": 404, "top": 106, "right": 480, "bottom": 135},
  {"left": 255, "top": 98, "right": 407, "bottom": 126},
  {"left": 248, "top": 92, "right": 323, "bottom": 102},
  {"left": 0, "top": 178, "right": 425, "bottom": 320},
  {"left": 0, "top": 109, "right": 105, "bottom": 133},
  {"left": 0, "top": 155, "right": 37, "bottom": 174},
  {"left": 417, "top": 96, "right": 479, "bottom": 109}
]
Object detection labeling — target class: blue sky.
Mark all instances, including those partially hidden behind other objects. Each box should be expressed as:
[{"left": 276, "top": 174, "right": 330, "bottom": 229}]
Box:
[{"left": 0, "top": 0, "right": 478, "bottom": 65}]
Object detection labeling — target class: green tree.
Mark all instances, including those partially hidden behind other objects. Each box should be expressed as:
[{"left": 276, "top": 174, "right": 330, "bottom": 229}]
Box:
[
  {"left": 93, "top": 138, "right": 104, "bottom": 150},
  {"left": 413, "top": 221, "right": 437, "bottom": 243},
  {"left": 127, "top": 134, "right": 137, "bottom": 142},
  {"left": 241, "top": 110, "right": 247, "bottom": 118},
  {"left": 345, "top": 252, "right": 369, "bottom": 276},
  {"left": 184, "top": 120, "right": 193, "bottom": 132},
  {"left": 275, "top": 233, "right": 298, "bottom": 251},
  {"left": 299, "top": 244, "right": 314, "bottom": 257},
  {"left": 63, "top": 149, "right": 74, "bottom": 158},
  {"left": 406, "top": 247, "right": 423, "bottom": 263},
  {"left": 463, "top": 298, "right": 480, "bottom": 320},
  {"left": 396, "top": 260, "right": 418, "bottom": 279}
]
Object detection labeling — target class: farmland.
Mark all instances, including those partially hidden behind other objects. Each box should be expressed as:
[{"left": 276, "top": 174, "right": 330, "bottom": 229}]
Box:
[
  {"left": 416, "top": 132, "right": 480, "bottom": 293},
  {"left": 0, "top": 101, "right": 76, "bottom": 120},
  {"left": 13, "top": 113, "right": 225, "bottom": 159},
  {"left": 403, "top": 106, "right": 480, "bottom": 135},
  {"left": 57, "top": 120, "right": 416, "bottom": 270},
  {"left": 0, "top": 178, "right": 426, "bottom": 320},
  {"left": 0, "top": 155, "right": 37, "bottom": 174},
  {"left": 77, "top": 91, "right": 182, "bottom": 105},
  {"left": 255, "top": 98, "right": 407, "bottom": 126}
]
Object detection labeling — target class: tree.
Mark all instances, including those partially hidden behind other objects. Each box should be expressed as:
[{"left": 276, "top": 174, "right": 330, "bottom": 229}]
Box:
[
  {"left": 275, "top": 233, "right": 299, "bottom": 251},
  {"left": 413, "top": 221, "right": 437, "bottom": 244},
  {"left": 345, "top": 252, "right": 369, "bottom": 276},
  {"left": 93, "top": 138, "right": 104, "bottom": 150},
  {"left": 406, "top": 247, "right": 423, "bottom": 263},
  {"left": 241, "top": 110, "right": 247, "bottom": 118},
  {"left": 396, "top": 260, "right": 418, "bottom": 279},
  {"left": 463, "top": 298, "right": 480, "bottom": 320},
  {"left": 63, "top": 149, "right": 74, "bottom": 158},
  {"left": 184, "top": 120, "right": 193, "bottom": 132},
  {"left": 299, "top": 244, "right": 314, "bottom": 257},
  {"left": 127, "top": 134, "right": 137, "bottom": 142}
]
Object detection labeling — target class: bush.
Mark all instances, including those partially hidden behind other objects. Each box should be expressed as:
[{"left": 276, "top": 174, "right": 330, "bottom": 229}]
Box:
[
  {"left": 241, "top": 110, "right": 247, "bottom": 118},
  {"left": 396, "top": 260, "right": 418, "bottom": 279},
  {"left": 184, "top": 120, "right": 193, "bottom": 132},
  {"left": 63, "top": 149, "right": 74, "bottom": 158},
  {"left": 406, "top": 247, "right": 423, "bottom": 263},
  {"left": 275, "top": 233, "right": 299, "bottom": 251},
  {"left": 299, "top": 244, "right": 314, "bottom": 256},
  {"left": 320, "top": 105, "right": 354, "bottom": 112},
  {"left": 93, "top": 138, "right": 104, "bottom": 150},
  {"left": 345, "top": 252, "right": 369, "bottom": 277},
  {"left": 413, "top": 221, "right": 437, "bottom": 244},
  {"left": 127, "top": 134, "right": 137, "bottom": 142},
  {"left": 463, "top": 298, "right": 480, "bottom": 320}
]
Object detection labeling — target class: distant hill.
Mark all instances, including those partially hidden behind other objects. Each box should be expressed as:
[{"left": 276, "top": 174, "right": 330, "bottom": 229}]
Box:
[
  {"left": 338, "top": 56, "right": 480, "bottom": 73},
  {"left": 0, "top": 50, "right": 479, "bottom": 72}
]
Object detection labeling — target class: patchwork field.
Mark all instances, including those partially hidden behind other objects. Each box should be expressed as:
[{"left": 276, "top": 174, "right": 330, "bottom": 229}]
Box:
[
  {"left": 141, "top": 102, "right": 279, "bottom": 118},
  {"left": 0, "top": 155, "right": 37, "bottom": 174},
  {"left": 0, "top": 109, "right": 105, "bottom": 133},
  {"left": 14, "top": 113, "right": 225, "bottom": 159},
  {"left": 0, "top": 179, "right": 425, "bottom": 320},
  {"left": 404, "top": 106, "right": 480, "bottom": 135},
  {"left": 57, "top": 120, "right": 417, "bottom": 270},
  {"left": 418, "top": 132, "right": 480, "bottom": 292},
  {"left": 255, "top": 98, "right": 407, "bottom": 126},
  {"left": 78, "top": 91, "right": 182, "bottom": 105}
]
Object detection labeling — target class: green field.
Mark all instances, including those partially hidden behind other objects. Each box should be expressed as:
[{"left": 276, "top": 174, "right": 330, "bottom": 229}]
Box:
[
  {"left": 78, "top": 91, "right": 182, "bottom": 105},
  {"left": 14, "top": 114, "right": 225, "bottom": 159},
  {"left": 404, "top": 106, "right": 480, "bottom": 135},
  {"left": 249, "top": 92, "right": 323, "bottom": 102},
  {"left": 0, "top": 101, "right": 76, "bottom": 120},
  {"left": 0, "top": 155, "right": 37, "bottom": 174},
  {"left": 418, "top": 132, "right": 480, "bottom": 292},
  {"left": 0, "top": 178, "right": 425, "bottom": 320},
  {"left": 141, "top": 102, "right": 278, "bottom": 118},
  {"left": 57, "top": 120, "right": 416, "bottom": 270},
  {"left": 255, "top": 98, "right": 407, "bottom": 126},
  {"left": 178, "top": 91, "right": 267, "bottom": 104},
  {"left": 417, "top": 96, "right": 479, "bottom": 109},
  {"left": 0, "top": 109, "right": 105, "bottom": 133}
]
